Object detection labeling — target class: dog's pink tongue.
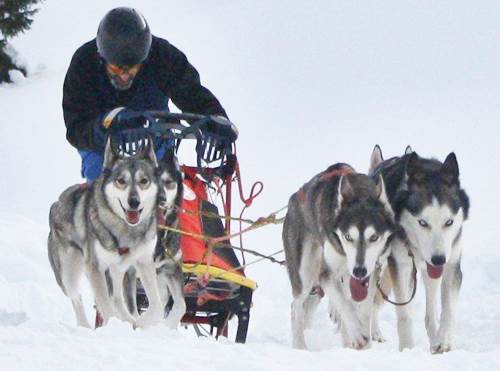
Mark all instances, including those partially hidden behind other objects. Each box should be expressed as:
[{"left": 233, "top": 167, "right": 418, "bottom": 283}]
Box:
[
  {"left": 126, "top": 211, "right": 140, "bottom": 224},
  {"left": 427, "top": 263, "right": 444, "bottom": 279},
  {"left": 349, "top": 276, "right": 370, "bottom": 302}
]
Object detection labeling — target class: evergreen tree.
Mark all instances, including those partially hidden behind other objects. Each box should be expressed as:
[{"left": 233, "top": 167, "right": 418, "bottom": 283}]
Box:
[{"left": 0, "top": 0, "right": 43, "bottom": 83}]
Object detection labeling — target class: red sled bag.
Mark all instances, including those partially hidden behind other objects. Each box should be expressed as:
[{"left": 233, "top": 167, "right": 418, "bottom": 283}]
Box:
[{"left": 179, "top": 166, "right": 244, "bottom": 275}]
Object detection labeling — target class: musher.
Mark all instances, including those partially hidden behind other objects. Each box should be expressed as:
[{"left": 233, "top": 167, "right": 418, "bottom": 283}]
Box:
[{"left": 62, "top": 7, "right": 237, "bottom": 181}]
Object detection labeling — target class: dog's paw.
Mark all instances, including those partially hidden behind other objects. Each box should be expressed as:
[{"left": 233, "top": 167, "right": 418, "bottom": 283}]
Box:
[
  {"left": 113, "top": 303, "right": 138, "bottom": 324},
  {"left": 371, "top": 328, "right": 386, "bottom": 343},
  {"left": 430, "top": 329, "right": 453, "bottom": 354},
  {"left": 134, "top": 308, "right": 164, "bottom": 329},
  {"left": 164, "top": 316, "right": 181, "bottom": 330},
  {"left": 431, "top": 339, "right": 452, "bottom": 354},
  {"left": 343, "top": 326, "right": 370, "bottom": 350}
]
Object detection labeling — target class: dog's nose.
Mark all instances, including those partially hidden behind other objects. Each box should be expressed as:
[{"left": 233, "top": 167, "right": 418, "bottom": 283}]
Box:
[
  {"left": 158, "top": 191, "right": 167, "bottom": 205},
  {"left": 352, "top": 266, "right": 367, "bottom": 278},
  {"left": 431, "top": 255, "right": 446, "bottom": 266},
  {"left": 128, "top": 197, "right": 140, "bottom": 210}
]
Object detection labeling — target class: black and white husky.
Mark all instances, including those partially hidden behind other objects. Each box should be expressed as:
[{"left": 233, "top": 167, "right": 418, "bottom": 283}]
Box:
[
  {"left": 283, "top": 163, "right": 396, "bottom": 350},
  {"left": 148, "top": 149, "right": 185, "bottom": 329},
  {"left": 369, "top": 145, "right": 470, "bottom": 353},
  {"left": 48, "top": 140, "right": 182, "bottom": 329}
]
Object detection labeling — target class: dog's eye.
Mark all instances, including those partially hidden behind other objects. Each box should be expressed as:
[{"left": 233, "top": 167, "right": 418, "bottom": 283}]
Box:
[
  {"left": 418, "top": 219, "right": 429, "bottom": 228},
  {"left": 369, "top": 234, "right": 379, "bottom": 242},
  {"left": 115, "top": 178, "right": 126, "bottom": 186},
  {"left": 139, "top": 178, "right": 149, "bottom": 186},
  {"left": 444, "top": 219, "right": 454, "bottom": 227},
  {"left": 165, "top": 181, "right": 176, "bottom": 190},
  {"left": 344, "top": 233, "right": 353, "bottom": 242}
]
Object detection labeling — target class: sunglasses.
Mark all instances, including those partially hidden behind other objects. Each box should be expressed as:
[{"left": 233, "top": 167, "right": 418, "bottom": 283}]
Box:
[{"left": 106, "top": 63, "right": 142, "bottom": 76}]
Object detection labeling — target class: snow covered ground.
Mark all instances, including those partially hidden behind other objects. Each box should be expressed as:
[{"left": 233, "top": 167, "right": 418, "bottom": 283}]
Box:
[{"left": 1, "top": 1, "right": 500, "bottom": 370}]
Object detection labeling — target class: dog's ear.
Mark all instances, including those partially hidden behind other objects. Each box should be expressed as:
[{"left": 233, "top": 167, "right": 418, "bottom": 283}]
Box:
[
  {"left": 405, "top": 152, "right": 420, "bottom": 180},
  {"left": 459, "top": 189, "right": 470, "bottom": 220},
  {"left": 369, "top": 145, "right": 384, "bottom": 174},
  {"left": 337, "top": 175, "right": 354, "bottom": 206},
  {"left": 161, "top": 148, "right": 180, "bottom": 172},
  {"left": 139, "top": 137, "right": 158, "bottom": 168},
  {"left": 103, "top": 136, "right": 119, "bottom": 170},
  {"left": 440, "top": 152, "right": 459, "bottom": 185},
  {"left": 405, "top": 145, "right": 413, "bottom": 155},
  {"left": 375, "top": 175, "right": 394, "bottom": 218}
]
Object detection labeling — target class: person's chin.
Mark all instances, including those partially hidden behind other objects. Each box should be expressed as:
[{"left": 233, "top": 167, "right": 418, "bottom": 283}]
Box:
[{"left": 110, "top": 77, "right": 134, "bottom": 91}]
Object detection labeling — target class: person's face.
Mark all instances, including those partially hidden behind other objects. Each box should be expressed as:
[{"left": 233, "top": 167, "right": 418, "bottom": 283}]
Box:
[{"left": 105, "top": 63, "right": 142, "bottom": 90}]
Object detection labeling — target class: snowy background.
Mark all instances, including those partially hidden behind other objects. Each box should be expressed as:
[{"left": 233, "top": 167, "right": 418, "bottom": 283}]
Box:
[{"left": 1, "top": 0, "right": 500, "bottom": 370}]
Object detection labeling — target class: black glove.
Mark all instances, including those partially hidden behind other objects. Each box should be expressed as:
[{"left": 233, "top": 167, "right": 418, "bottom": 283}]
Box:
[
  {"left": 196, "top": 116, "right": 238, "bottom": 163},
  {"left": 201, "top": 115, "right": 238, "bottom": 142}
]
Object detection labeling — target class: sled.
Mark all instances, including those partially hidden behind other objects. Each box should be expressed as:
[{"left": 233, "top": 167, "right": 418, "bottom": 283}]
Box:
[{"left": 102, "top": 111, "right": 258, "bottom": 343}]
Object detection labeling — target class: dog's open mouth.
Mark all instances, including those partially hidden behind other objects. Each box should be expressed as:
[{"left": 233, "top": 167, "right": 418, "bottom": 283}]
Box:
[
  {"left": 426, "top": 263, "right": 444, "bottom": 279},
  {"left": 349, "top": 276, "right": 370, "bottom": 302},
  {"left": 125, "top": 210, "right": 142, "bottom": 225},
  {"left": 119, "top": 202, "right": 143, "bottom": 225}
]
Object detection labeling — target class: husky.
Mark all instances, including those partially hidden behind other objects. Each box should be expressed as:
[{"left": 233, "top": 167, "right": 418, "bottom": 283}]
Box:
[
  {"left": 283, "top": 163, "right": 396, "bottom": 350},
  {"left": 48, "top": 139, "right": 167, "bottom": 329},
  {"left": 369, "top": 145, "right": 469, "bottom": 353},
  {"left": 125, "top": 149, "right": 187, "bottom": 329}
]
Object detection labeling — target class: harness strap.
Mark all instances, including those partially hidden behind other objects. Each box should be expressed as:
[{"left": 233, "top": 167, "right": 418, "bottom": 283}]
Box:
[{"left": 319, "top": 164, "right": 355, "bottom": 181}]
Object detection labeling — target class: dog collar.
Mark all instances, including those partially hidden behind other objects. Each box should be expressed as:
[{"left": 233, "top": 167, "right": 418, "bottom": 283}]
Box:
[{"left": 117, "top": 247, "right": 130, "bottom": 255}]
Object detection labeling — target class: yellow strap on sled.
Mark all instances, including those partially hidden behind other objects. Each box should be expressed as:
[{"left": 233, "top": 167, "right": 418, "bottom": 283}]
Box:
[{"left": 182, "top": 264, "right": 257, "bottom": 290}]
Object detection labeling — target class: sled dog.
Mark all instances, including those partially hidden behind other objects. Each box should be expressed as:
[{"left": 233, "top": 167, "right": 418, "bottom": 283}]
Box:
[
  {"left": 48, "top": 139, "right": 167, "bottom": 328},
  {"left": 125, "top": 149, "right": 186, "bottom": 329},
  {"left": 369, "top": 145, "right": 469, "bottom": 353},
  {"left": 283, "top": 163, "right": 396, "bottom": 349}
]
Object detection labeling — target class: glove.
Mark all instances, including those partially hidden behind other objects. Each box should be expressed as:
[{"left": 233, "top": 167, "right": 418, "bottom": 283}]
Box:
[
  {"left": 102, "top": 107, "right": 147, "bottom": 131},
  {"left": 93, "top": 107, "right": 148, "bottom": 150},
  {"left": 197, "top": 116, "right": 238, "bottom": 163},
  {"left": 202, "top": 115, "right": 238, "bottom": 142}
]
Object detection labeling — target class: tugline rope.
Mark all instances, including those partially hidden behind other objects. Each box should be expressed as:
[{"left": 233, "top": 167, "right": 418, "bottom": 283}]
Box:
[
  {"left": 158, "top": 210, "right": 286, "bottom": 266},
  {"left": 375, "top": 255, "right": 418, "bottom": 307}
]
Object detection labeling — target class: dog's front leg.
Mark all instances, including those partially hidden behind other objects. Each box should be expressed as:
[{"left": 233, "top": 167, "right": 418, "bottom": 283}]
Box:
[
  {"left": 134, "top": 262, "right": 164, "bottom": 329},
  {"left": 370, "top": 304, "right": 385, "bottom": 343},
  {"left": 422, "top": 269, "right": 440, "bottom": 343},
  {"left": 322, "top": 276, "right": 368, "bottom": 350},
  {"left": 86, "top": 264, "right": 115, "bottom": 326},
  {"left": 388, "top": 248, "right": 415, "bottom": 351},
  {"left": 432, "top": 261, "right": 462, "bottom": 354},
  {"left": 371, "top": 268, "right": 391, "bottom": 343},
  {"left": 108, "top": 266, "right": 137, "bottom": 325},
  {"left": 161, "top": 266, "right": 186, "bottom": 330},
  {"left": 123, "top": 268, "right": 140, "bottom": 318}
]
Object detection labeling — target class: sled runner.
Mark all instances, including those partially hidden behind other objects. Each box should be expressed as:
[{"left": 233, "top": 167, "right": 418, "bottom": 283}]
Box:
[{"left": 99, "top": 111, "right": 258, "bottom": 343}]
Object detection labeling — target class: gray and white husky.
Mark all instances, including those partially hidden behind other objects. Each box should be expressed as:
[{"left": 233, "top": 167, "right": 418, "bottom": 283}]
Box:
[
  {"left": 369, "top": 145, "right": 469, "bottom": 353},
  {"left": 283, "top": 163, "right": 396, "bottom": 350},
  {"left": 125, "top": 149, "right": 186, "bottom": 329},
  {"left": 48, "top": 139, "right": 168, "bottom": 329}
]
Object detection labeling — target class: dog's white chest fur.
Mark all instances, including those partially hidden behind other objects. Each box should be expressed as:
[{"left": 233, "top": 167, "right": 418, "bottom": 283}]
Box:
[{"left": 93, "top": 238, "right": 157, "bottom": 270}]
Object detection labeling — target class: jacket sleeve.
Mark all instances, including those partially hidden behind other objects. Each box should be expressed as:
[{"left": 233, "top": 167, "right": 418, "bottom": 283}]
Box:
[
  {"left": 158, "top": 42, "right": 228, "bottom": 118},
  {"left": 62, "top": 49, "right": 106, "bottom": 151}
]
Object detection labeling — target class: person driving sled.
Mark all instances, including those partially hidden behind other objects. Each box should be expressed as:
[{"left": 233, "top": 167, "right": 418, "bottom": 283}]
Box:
[{"left": 62, "top": 7, "right": 237, "bottom": 181}]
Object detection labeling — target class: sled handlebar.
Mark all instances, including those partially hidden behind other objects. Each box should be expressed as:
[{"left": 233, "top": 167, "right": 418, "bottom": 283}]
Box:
[{"left": 112, "top": 110, "right": 237, "bottom": 179}]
